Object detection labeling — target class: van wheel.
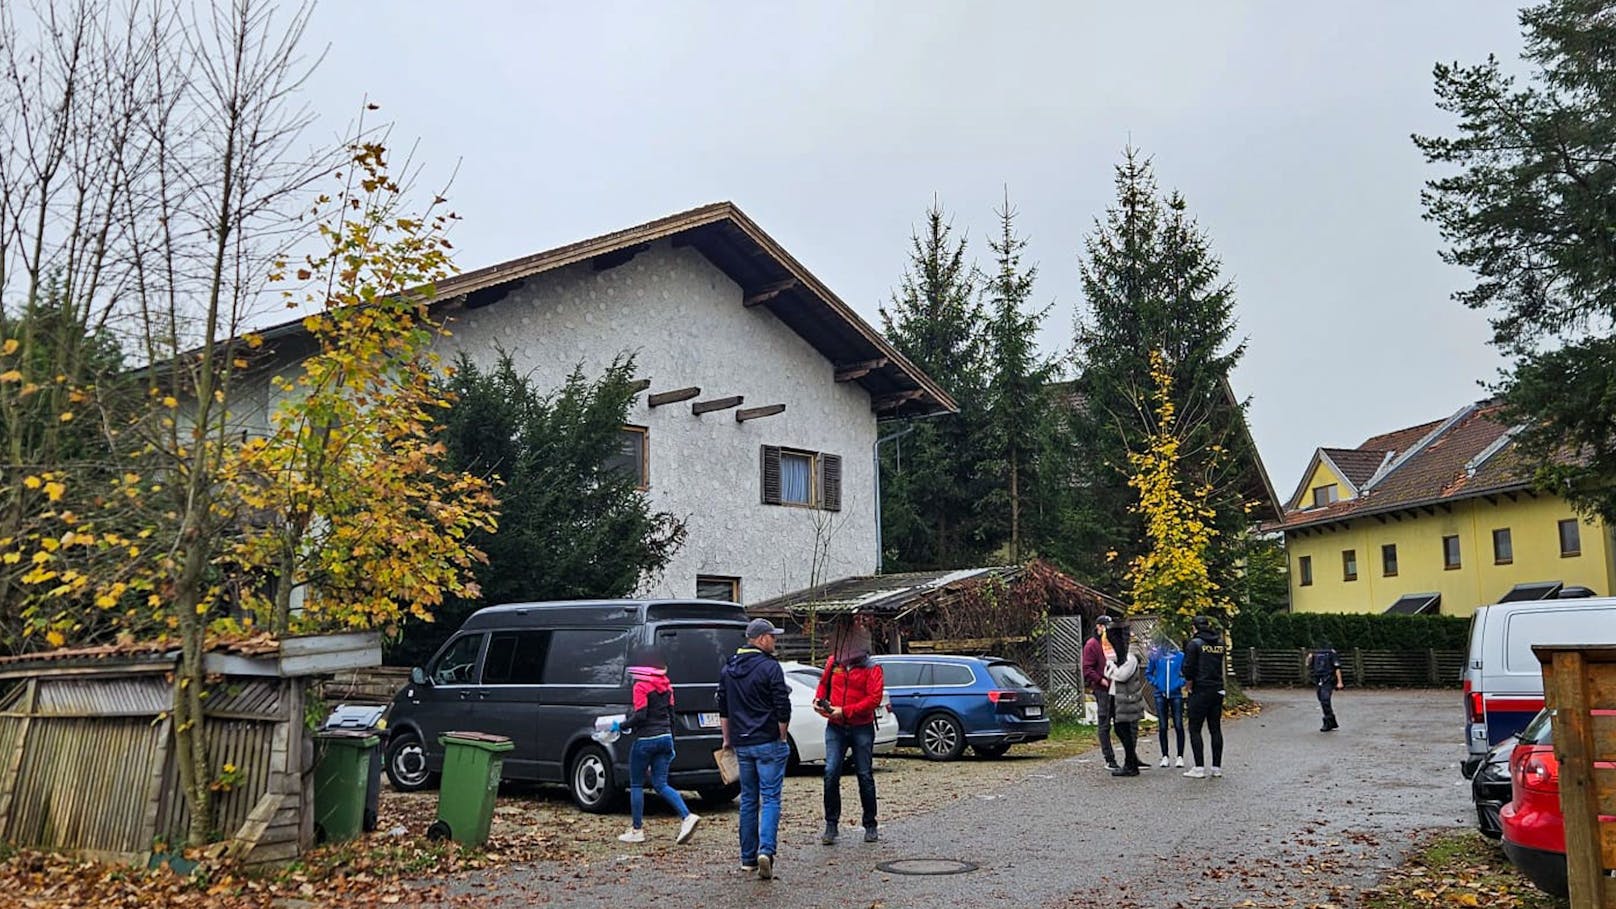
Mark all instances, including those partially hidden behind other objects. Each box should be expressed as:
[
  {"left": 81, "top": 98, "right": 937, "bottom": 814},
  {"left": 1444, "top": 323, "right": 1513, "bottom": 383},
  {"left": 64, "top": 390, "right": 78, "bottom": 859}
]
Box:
[
  {"left": 568, "top": 745, "right": 620, "bottom": 813},
  {"left": 384, "top": 730, "right": 438, "bottom": 792},
  {"left": 697, "top": 783, "right": 740, "bottom": 805},
  {"left": 919, "top": 713, "right": 966, "bottom": 761}
]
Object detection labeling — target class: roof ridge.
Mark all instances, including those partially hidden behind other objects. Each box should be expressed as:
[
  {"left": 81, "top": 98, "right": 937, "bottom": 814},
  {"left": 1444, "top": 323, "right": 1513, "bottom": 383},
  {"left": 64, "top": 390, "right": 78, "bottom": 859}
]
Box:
[{"left": 1362, "top": 402, "right": 1479, "bottom": 492}]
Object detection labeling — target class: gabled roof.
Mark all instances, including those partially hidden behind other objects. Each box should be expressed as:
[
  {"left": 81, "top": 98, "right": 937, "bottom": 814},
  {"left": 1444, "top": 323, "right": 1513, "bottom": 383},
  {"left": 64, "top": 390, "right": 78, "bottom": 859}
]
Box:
[
  {"left": 248, "top": 202, "right": 955, "bottom": 417},
  {"left": 1277, "top": 401, "right": 1540, "bottom": 532},
  {"left": 1319, "top": 448, "right": 1387, "bottom": 487}
]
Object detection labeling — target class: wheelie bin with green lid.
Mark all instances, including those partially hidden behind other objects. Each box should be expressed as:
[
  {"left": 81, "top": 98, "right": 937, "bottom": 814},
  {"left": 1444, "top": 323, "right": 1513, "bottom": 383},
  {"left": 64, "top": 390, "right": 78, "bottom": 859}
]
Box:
[
  {"left": 427, "top": 731, "right": 513, "bottom": 847},
  {"left": 313, "top": 728, "right": 380, "bottom": 843}
]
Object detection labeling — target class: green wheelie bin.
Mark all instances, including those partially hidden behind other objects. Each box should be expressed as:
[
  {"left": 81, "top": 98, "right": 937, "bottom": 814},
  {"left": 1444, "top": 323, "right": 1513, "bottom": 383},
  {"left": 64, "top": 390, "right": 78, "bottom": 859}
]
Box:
[
  {"left": 427, "top": 731, "right": 513, "bottom": 847},
  {"left": 313, "top": 729, "right": 380, "bottom": 843}
]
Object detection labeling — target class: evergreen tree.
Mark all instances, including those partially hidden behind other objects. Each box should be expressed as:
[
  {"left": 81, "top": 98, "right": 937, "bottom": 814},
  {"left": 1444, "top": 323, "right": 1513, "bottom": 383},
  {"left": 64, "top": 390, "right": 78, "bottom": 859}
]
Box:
[
  {"left": 1066, "top": 149, "right": 1252, "bottom": 599},
  {"left": 1414, "top": 0, "right": 1616, "bottom": 522},
  {"left": 983, "top": 192, "right": 1058, "bottom": 562},
  {"left": 389, "top": 354, "right": 686, "bottom": 664},
  {"left": 878, "top": 200, "right": 993, "bottom": 569}
]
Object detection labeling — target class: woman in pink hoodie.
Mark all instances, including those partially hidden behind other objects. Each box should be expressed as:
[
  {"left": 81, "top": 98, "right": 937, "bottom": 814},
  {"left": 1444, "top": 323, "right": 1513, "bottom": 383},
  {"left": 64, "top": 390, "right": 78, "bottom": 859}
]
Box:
[{"left": 618, "top": 646, "right": 701, "bottom": 844}]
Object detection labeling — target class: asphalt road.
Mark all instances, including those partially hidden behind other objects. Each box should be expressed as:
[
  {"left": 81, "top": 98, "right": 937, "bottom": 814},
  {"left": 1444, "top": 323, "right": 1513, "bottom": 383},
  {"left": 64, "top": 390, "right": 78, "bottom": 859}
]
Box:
[{"left": 434, "top": 688, "right": 1472, "bottom": 908}]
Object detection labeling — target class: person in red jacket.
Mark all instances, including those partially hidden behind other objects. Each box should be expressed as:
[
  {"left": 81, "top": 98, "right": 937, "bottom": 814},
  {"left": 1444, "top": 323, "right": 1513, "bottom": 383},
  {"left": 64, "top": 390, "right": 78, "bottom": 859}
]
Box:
[{"left": 815, "top": 616, "right": 885, "bottom": 845}]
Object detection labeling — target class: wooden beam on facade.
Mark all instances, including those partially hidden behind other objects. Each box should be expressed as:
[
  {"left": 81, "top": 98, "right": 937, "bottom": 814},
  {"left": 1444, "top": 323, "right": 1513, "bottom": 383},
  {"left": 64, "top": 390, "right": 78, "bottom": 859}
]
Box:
[
  {"left": 743, "top": 280, "right": 798, "bottom": 308},
  {"left": 1504, "top": 491, "right": 1519, "bottom": 503},
  {"left": 834, "top": 358, "right": 888, "bottom": 382},
  {"left": 735, "top": 404, "right": 786, "bottom": 423},
  {"left": 628, "top": 379, "right": 651, "bottom": 394},
  {"left": 1483, "top": 494, "right": 1499, "bottom": 506},
  {"left": 648, "top": 386, "right": 700, "bottom": 407},
  {"left": 1420, "top": 505, "right": 1437, "bottom": 517},
  {"left": 1439, "top": 503, "right": 1453, "bottom": 514},
  {"left": 871, "top": 389, "right": 924, "bottom": 411},
  {"left": 1375, "top": 514, "right": 1388, "bottom": 524},
  {"left": 692, "top": 395, "right": 744, "bottom": 415}
]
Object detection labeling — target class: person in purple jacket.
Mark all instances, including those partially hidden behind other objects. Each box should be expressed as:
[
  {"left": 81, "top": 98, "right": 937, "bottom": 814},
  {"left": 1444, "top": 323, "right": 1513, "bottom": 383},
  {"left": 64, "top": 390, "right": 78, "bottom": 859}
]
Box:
[{"left": 1080, "top": 615, "right": 1117, "bottom": 771}]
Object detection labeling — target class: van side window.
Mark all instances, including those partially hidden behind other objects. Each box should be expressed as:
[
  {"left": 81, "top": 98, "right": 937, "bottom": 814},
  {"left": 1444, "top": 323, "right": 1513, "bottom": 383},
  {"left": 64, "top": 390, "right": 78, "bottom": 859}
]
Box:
[
  {"left": 431, "top": 634, "right": 484, "bottom": 686},
  {"left": 543, "top": 629, "right": 634, "bottom": 685},
  {"left": 931, "top": 664, "right": 975, "bottom": 686},
  {"left": 482, "top": 631, "right": 550, "bottom": 685}
]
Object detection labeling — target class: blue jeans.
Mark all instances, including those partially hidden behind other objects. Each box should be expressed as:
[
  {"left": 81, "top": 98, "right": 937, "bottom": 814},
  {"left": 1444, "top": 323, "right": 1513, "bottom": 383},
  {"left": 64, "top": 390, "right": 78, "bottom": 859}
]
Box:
[
  {"left": 736, "top": 739, "right": 789, "bottom": 864},
  {"left": 1154, "top": 693, "right": 1185, "bottom": 757},
  {"left": 824, "top": 722, "right": 877, "bottom": 828},
  {"left": 629, "top": 734, "right": 690, "bottom": 828}
]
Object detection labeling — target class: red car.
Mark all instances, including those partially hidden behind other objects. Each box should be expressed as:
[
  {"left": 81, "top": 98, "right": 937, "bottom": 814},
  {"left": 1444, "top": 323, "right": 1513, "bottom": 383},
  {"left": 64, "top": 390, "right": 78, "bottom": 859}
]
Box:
[{"left": 1499, "top": 710, "right": 1567, "bottom": 897}]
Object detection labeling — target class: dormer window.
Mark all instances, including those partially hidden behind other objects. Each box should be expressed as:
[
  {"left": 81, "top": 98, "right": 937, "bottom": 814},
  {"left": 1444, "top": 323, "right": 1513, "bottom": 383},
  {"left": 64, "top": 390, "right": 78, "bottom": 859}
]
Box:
[{"left": 1311, "top": 484, "right": 1339, "bottom": 508}]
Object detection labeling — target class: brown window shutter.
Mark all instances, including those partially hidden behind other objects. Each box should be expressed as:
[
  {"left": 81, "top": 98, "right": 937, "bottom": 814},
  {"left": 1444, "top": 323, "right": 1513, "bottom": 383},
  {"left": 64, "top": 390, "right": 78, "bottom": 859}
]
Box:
[
  {"left": 821, "top": 453, "right": 842, "bottom": 512},
  {"left": 760, "top": 445, "right": 782, "bottom": 505}
]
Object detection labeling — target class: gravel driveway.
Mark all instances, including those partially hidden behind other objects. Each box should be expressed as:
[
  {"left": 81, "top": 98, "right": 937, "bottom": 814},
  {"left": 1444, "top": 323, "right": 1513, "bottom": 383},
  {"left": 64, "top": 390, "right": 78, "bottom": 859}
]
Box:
[{"left": 423, "top": 688, "right": 1470, "bottom": 908}]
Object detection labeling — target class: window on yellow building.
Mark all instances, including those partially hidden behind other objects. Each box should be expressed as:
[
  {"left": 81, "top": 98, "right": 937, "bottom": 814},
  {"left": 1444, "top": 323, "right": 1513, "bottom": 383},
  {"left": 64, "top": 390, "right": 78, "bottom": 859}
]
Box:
[
  {"left": 1382, "top": 544, "right": 1398, "bottom": 577},
  {"left": 1443, "top": 535, "right": 1461, "bottom": 570},
  {"left": 1559, "top": 519, "right": 1582, "bottom": 557},
  {"left": 1342, "top": 549, "right": 1357, "bottom": 582},
  {"left": 1492, "top": 528, "right": 1513, "bottom": 565},
  {"left": 1311, "top": 484, "right": 1339, "bottom": 508},
  {"left": 1298, "top": 555, "right": 1313, "bottom": 586}
]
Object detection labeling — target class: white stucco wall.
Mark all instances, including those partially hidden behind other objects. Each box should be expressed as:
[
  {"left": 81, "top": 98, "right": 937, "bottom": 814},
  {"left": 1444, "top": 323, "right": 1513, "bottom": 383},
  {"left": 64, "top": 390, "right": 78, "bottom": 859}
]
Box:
[{"left": 436, "top": 241, "right": 879, "bottom": 603}]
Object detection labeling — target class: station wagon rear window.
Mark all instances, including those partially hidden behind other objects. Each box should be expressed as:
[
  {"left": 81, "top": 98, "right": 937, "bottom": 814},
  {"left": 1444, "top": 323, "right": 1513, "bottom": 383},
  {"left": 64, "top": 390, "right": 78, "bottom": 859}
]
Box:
[
  {"left": 987, "top": 662, "right": 1035, "bottom": 689},
  {"left": 931, "top": 664, "right": 975, "bottom": 686},
  {"left": 656, "top": 625, "right": 746, "bottom": 685}
]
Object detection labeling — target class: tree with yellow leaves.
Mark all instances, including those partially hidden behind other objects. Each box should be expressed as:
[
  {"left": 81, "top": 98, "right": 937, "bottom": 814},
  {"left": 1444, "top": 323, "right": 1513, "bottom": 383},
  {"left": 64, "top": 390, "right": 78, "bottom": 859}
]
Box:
[{"left": 1124, "top": 350, "right": 1235, "bottom": 633}]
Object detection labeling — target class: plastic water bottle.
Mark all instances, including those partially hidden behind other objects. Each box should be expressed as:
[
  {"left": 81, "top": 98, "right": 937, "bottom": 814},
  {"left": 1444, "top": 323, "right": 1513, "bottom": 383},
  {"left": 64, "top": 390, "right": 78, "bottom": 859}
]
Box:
[{"left": 592, "top": 715, "right": 624, "bottom": 744}]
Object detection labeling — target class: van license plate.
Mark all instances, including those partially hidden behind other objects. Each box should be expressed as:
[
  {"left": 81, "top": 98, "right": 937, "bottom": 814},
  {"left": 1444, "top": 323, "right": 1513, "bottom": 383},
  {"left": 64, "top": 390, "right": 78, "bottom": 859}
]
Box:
[
  {"left": 1024, "top": 706, "right": 1044, "bottom": 718},
  {"left": 698, "top": 712, "right": 721, "bottom": 729}
]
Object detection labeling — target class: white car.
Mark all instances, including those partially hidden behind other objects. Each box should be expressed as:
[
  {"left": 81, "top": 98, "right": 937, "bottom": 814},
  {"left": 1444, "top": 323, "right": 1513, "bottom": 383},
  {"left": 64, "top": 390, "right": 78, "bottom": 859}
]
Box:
[{"left": 779, "top": 660, "right": 898, "bottom": 771}]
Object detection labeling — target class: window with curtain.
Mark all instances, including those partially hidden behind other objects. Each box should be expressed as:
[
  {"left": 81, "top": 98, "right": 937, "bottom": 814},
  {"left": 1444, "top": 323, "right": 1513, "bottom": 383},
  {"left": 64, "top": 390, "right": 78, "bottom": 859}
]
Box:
[{"left": 780, "top": 451, "right": 814, "bottom": 505}]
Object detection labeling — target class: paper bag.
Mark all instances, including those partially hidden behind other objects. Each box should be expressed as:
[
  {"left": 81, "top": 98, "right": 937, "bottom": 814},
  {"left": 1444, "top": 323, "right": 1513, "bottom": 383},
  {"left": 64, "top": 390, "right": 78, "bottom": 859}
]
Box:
[{"left": 712, "top": 746, "right": 740, "bottom": 785}]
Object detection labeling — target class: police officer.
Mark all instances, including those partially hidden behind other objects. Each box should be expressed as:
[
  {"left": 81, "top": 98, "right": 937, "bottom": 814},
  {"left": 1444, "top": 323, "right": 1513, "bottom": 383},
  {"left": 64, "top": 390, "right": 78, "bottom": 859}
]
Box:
[
  {"left": 1181, "top": 615, "right": 1228, "bottom": 779},
  {"left": 1310, "top": 638, "right": 1344, "bottom": 732}
]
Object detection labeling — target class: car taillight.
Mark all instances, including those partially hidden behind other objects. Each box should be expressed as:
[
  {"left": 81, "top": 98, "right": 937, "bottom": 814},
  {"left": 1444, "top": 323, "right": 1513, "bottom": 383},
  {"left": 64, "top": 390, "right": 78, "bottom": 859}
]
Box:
[
  {"left": 987, "top": 690, "right": 1019, "bottom": 703},
  {"left": 1511, "top": 745, "right": 1559, "bottom": 794},
  {"left": 1464, "top": 680, "right": 1484, "bottom": 723}
]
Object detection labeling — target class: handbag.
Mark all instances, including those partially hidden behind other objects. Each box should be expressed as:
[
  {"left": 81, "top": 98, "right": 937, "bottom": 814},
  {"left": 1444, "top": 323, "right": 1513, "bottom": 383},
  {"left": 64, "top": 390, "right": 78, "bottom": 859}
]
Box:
[{"left": 712, "top": 745, "right": 740, "bottom": 785}]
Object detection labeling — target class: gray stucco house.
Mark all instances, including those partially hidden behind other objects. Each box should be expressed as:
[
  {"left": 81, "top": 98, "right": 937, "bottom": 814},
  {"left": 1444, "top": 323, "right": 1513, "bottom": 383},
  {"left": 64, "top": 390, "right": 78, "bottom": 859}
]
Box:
[{"left": 243, "top": 203, "right": 955, "bottom": 604}]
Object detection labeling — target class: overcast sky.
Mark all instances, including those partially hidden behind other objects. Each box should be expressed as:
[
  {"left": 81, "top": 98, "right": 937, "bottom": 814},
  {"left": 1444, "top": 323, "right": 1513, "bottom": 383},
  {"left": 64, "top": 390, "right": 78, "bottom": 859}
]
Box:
[{"left": 300, "top": 1, "right": 1526, "bottom": 496}]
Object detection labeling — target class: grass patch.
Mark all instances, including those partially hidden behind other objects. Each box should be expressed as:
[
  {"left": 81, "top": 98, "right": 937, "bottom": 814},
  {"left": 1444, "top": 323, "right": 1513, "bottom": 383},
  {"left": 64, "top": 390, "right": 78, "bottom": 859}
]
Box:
[{"left": 1360, "top": 830, "right": 1567, "bottom": 909}]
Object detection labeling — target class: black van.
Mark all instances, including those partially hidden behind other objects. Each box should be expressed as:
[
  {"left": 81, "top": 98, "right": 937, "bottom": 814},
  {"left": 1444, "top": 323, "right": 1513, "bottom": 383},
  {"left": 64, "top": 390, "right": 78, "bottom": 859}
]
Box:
[{"left": 383, "top": 599, "right": 749, "bottom": 812}]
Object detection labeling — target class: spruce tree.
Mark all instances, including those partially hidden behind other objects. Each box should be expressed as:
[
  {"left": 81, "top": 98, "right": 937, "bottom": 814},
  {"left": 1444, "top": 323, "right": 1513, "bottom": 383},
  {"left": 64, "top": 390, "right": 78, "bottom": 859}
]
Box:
[
  {"left": 983, "top": 192, "right": 1058, "bottom": 562},
  {"left": 878, "top": 200, "right": 993, "bottom": 570},
  {"left": 1066, "top": 149, "right": 1251, "bottom": 599}
]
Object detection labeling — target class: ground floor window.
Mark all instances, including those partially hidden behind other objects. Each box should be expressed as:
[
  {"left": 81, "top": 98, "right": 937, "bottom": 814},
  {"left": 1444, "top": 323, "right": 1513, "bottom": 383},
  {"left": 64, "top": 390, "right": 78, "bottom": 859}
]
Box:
[{"left": 696, "top": 575, "right": 741, "bottom": 603}]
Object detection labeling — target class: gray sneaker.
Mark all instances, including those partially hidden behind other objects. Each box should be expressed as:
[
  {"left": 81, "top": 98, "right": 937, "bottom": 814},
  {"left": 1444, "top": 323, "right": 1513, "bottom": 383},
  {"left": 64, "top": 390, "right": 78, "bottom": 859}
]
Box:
[
  {"left": 757, "top": 853, "right": 774, "bottom": 880},
  {"left": 821, "top": 823, "right": 838, "bottom": 845},
  {"left": 864, "top": 826, "right": 879, "bottom": 843}
]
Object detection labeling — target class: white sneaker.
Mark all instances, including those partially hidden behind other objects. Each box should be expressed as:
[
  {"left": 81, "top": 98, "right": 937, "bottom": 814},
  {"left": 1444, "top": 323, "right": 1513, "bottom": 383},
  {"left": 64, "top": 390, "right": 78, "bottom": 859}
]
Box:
[
  {"left": 617, "top": 828, "right": 644, "bottom": 843},
  {"left": 676, "top": 813, "right": 702, "bottom": 844},
  {"left": 1175, "top": 756, "right": 1184, "bottom": 768},
  {"left": 757, "top": 853, "right": 774, "bottom": 880},
  {"left": 1159, "top": 756, "right": 1170, "bottom": 768},
  {"left": 1183, "top": 766, "right": 1207, "bottom": 779},
  {"left": 1210, "top": 766, "right": 1223, "bottom": 778}
]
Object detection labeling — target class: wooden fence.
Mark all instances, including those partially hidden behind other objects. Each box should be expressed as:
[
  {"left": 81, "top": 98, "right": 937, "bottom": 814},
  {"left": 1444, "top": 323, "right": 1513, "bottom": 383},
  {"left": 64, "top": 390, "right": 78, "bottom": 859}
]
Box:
[
  {"left": 1231, "top": 648, "right": 1464, "bottom": 688},
  {"left": 319, "top": 666, "right": 411, "bottom": 705},
  {"left": 1535, "top": 644, "right": 1616, "bottom": 907}
]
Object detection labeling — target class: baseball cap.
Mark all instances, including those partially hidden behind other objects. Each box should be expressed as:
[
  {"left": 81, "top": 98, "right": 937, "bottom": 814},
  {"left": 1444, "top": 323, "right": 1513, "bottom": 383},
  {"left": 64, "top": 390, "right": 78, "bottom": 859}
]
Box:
[
  {"left": 746, "top": 618, "right": 785, "bottom": 639},
  {"left": 1095, "top": 615, "right": 1113, "bottom": 626}
]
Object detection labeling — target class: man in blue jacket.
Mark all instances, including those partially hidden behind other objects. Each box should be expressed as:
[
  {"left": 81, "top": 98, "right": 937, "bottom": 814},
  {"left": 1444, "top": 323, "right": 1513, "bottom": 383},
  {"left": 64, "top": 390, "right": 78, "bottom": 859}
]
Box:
[
  {"left": 1146, "top": 635, "right": 1186, "bottom": 768},
  {"left": 717, "top": 618, "right": 792, "bottom": 880}
]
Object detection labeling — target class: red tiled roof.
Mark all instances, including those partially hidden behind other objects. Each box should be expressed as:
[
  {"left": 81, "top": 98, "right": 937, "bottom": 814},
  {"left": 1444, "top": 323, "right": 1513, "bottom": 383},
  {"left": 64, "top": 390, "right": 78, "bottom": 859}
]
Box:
[
  {"left": 1320, "top": 447, "right": 1387, "bottom": 487},
  {"left": 1276, "top": 402, "right": 1539, "bottom": 531}
]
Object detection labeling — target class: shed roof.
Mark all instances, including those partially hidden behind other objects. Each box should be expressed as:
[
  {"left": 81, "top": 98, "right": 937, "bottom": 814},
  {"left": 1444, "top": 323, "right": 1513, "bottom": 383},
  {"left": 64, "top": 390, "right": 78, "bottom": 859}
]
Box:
[
  {"left": 0, "top": 632, "right": 380, "bottom": 679},
  {"left": 747, "top": 560, "right": 1124, "bottom": 620}
]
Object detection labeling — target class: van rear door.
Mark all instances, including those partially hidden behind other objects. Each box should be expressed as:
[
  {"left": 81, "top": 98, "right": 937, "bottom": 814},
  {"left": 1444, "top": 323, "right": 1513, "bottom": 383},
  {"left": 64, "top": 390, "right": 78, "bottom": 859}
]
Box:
[{"left": 653, "top": 622, "right": 747, "bottom": 773}]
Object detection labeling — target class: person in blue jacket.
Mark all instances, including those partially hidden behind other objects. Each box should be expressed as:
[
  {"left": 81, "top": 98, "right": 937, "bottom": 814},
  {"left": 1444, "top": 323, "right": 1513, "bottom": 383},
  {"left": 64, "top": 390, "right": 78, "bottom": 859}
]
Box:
[{"left": 1146, "top": 632, "right": 1187, "bottom": 768}]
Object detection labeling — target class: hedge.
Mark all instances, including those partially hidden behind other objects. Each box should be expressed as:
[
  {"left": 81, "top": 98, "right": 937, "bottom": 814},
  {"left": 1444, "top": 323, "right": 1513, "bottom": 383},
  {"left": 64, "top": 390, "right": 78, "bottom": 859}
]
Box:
[{"left": 1230, "top": 611, "right": 1470, "bottom": 651}]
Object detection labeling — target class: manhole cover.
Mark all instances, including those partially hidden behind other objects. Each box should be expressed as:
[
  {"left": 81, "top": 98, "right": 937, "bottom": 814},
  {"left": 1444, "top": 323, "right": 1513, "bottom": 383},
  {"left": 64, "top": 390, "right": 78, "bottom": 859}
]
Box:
[{"left": 876, "top": 858, "right": 979, "bottom": 876}]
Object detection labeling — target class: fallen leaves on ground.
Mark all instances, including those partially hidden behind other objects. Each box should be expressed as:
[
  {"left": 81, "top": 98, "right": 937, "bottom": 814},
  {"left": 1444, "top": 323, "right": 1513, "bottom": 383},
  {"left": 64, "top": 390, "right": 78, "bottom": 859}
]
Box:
[{"left": 1359, "top": 830, "right": 1568, "bottom": 909}]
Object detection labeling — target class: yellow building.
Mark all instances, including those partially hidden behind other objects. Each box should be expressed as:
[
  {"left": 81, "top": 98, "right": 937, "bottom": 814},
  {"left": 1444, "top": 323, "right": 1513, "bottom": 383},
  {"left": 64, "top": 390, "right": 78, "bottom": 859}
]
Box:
[{"left": 1278, "top": 401, "right": 1616, "bottom": 617}]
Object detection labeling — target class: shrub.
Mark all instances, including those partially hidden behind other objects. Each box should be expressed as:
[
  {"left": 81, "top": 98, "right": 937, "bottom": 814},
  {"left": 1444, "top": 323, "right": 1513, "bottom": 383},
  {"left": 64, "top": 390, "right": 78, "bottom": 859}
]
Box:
[{"left": 1230, "top": 611, "right": 1470, "bottom": 651}]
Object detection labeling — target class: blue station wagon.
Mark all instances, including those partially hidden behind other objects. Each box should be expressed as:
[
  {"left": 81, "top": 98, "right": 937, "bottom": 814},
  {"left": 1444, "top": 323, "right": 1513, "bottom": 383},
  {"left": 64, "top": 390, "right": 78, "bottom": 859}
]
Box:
[{"left": 872, "top": 655, "right": 1050, "bottom": 760}]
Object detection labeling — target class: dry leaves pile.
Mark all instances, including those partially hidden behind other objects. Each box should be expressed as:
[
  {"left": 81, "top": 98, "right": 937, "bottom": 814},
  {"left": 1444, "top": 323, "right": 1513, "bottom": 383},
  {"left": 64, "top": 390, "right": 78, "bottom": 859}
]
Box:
[{"left": 1360, "top": 831, "right": 1568, "bottom": 909}]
